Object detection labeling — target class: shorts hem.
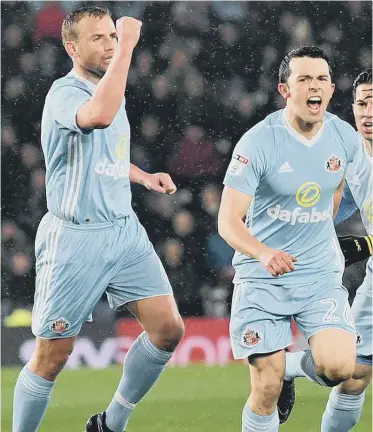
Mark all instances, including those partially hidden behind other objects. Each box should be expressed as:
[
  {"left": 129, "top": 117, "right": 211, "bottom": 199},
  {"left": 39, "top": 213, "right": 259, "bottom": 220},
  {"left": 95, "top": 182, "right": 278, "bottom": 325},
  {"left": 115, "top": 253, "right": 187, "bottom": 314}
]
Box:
[
  {"left": 113, "top": 292, "right": 174, "bottom": 310},
  {"left": 32, "top": 332, "right": 80, "bottom": 340},
  {"left": 357, "top": 354, "right": 373, "bottom": 366},
  {"left": 232, "top": 342, "right": 293, "bottom": 360},
  {"left": 306, "top": 325, "right": 356, "bottom": 342}
]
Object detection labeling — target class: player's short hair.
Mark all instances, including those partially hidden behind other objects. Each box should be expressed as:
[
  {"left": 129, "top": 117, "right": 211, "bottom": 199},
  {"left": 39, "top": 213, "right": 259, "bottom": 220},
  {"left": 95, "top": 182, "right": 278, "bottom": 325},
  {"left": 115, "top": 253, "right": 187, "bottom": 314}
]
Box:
[
  {"left": 279, "top": 46, "right": 333, "bottom": 83},
  {"left": 61, "top": 5, "right": 111, "bottom": 44},
  {"left": 352, "top": 70, "right": 372, "bottom": 100}
]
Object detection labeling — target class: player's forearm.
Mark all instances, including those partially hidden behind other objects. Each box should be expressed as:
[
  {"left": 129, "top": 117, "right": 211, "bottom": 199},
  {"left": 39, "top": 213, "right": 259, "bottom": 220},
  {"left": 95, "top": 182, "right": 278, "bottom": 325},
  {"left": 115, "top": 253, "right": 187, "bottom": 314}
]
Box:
[
  {"left": 129, "top": 163, "right": 149, "bottom": 185},
  {"left": 89, "top": 43, "right": 134, "bottom": 126},
  {"left": 218, "top": 216, "right": 267, "bottom": 260}
]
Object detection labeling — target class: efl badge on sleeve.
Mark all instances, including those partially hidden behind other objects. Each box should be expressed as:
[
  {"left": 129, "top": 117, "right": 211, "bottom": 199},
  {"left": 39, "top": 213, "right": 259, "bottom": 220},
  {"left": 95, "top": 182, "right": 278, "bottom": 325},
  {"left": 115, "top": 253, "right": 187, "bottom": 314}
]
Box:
[
  {"left": 227, "top": 153, "right": 249, "bottom": 176},
  {"left": 325, "top": 154, "right": 342, "bottom": 173}
]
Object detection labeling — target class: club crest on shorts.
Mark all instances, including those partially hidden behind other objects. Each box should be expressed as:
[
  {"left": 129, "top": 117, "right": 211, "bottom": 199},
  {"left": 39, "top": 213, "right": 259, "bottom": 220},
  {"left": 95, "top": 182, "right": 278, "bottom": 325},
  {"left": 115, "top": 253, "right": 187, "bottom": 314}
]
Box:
[
  {"left": 243, "top": 329, "right": 262, "bottom": 347},
  {"left": 49, "top": 317, "right": 70, "bottom": 334},
  {"left": 325, "top": 154, "right": 342, "bottom": 172}
]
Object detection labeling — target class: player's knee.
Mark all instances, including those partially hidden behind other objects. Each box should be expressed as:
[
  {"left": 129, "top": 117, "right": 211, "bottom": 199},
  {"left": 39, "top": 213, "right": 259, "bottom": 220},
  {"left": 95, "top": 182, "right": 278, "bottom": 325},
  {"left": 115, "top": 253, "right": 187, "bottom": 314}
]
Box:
[
  {"left": 157, "top": 316, "right": 185, "bottom": 351},
  {"left": 251, "top": 377, "right": 282, "bottom": 410},
  {"left": 29, "top": 340, "right": 74, "bottom": 381},
  {"left": 318, "top": 359, "right": 355, "bottom": 385},
  {"left": 340, "top": 378, "right": 370, "bottom": 395}
]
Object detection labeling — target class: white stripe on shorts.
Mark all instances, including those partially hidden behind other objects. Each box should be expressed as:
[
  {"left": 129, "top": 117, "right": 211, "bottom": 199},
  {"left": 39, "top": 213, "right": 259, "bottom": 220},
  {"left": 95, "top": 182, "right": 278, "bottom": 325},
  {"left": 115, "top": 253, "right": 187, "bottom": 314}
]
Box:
[
  {"left": 68, "top": 136, "right": 83, "bottom": 218},
  {"left": 60, "top": 136, "right": 73, "bottom": 220},
  {"left": 34, "top": 217, "right": 63, "bottom": 328}
]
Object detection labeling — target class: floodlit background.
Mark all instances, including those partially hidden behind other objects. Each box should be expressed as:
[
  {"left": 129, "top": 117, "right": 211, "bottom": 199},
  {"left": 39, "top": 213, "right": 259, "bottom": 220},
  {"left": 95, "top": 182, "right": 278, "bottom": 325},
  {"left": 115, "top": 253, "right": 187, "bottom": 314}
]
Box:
[{"left": 1, "top": 2, "right": 372, "bottom": 431}]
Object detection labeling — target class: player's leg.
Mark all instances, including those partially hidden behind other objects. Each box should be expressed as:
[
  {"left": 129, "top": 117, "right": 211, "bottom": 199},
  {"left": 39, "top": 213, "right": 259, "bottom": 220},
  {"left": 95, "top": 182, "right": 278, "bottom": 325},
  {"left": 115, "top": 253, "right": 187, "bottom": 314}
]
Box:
[
  {"left": 12, "top": 336, "right": 75, "bottom": 432},
  {"left": 230, "top": 282, "right": 293, "bottom": 432},
  {"left": 321, "top": 288, "right": 372, "bottom": 432},
  {"left": 242, "top": 351, "right": 285, "bottom": 432},
  {"left": 278, "top": 282, "right": 356, "bottom": 424},
  {"left": 321, "top": 362, "right": 371, "bottom": 432},
  {"left": 88, "top": 213, "right": 184, "bottom": 432},
  {"left": 292, "top": 283, "right": 356, "bottom": 386},
  {"left": 13, "top": 214, "right": 115, "bottom": 432},
  {"left": 99, "top": 295, "right": 184, "bottom": 432}
]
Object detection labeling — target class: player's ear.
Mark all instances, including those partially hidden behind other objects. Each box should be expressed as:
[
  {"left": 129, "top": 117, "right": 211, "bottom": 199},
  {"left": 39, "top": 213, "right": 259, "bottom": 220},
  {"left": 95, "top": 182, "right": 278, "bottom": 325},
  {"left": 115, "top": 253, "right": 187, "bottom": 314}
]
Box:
[
  {"left": 330, "top": 82, "right": 335, "bottom": 96},
  {"left": 65, "top": 41, "right": 78, "bottom": 58},
  {"left": 278, "top": 83, "right": 290, "bottom": 99}
]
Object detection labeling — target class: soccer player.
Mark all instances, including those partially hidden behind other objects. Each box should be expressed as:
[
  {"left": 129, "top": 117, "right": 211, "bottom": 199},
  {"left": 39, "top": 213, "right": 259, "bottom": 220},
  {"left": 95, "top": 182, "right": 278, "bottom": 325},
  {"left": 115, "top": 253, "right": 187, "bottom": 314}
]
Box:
[
  {"left": 12, "top": 6, "right": 185, "bottom": 432},
  {"left": 279, "top": 70, "right": 372, "bottom": 431},
  {"left": 218, "top": 46, "right": 360, "bottom": 432}
]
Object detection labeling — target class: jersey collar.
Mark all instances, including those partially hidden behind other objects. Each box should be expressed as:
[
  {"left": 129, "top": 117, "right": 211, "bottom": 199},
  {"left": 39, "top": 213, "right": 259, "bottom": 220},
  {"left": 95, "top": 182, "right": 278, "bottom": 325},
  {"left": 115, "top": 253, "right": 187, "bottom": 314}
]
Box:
[
  {"left": 69, "top": 69, "right": 97, "bottom": 92},
  {"left": 282, "top": 108, "right": 324, "bottom": 147}
]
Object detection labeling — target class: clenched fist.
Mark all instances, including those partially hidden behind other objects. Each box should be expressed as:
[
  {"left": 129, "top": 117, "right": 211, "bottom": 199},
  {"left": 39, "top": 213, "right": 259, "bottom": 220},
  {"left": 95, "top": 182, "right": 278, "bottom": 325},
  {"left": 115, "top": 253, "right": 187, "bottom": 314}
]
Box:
[
  {"left": 143, "top": 172, "right": 177, "bottom": 195},
  {"left": 258, "top": 247, "right": 297, "bottom": 277},
  {"left": 116, "top": 17, "right": 142, "bottom": 49}
]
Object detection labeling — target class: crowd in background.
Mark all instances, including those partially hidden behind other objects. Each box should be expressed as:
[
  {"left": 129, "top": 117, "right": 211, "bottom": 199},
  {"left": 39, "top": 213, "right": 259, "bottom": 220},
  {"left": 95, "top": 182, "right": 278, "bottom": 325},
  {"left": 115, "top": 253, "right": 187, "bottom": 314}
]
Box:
[{"left": 2, "top": 1, "right": 372, "bottom": 322}]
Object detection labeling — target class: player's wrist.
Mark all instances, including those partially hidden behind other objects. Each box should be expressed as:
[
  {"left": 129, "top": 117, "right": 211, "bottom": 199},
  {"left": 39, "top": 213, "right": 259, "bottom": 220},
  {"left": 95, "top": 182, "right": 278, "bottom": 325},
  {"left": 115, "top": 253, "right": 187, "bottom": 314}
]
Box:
[{"left": 117, "top": 40, "right": 136, "bottom": 53}]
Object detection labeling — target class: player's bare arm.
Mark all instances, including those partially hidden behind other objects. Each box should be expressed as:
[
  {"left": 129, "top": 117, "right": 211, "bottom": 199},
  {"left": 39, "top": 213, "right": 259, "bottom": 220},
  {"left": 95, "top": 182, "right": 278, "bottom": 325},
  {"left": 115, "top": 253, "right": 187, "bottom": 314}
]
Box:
[
  {"left": 218, "top": 186, "right": 297, "bottom": 277},
  {"left": 129, "top": 164, "right": 177, "bottom": 194},
  {"left": 74, "top": 17, "right": 142, "bottom": 129}
]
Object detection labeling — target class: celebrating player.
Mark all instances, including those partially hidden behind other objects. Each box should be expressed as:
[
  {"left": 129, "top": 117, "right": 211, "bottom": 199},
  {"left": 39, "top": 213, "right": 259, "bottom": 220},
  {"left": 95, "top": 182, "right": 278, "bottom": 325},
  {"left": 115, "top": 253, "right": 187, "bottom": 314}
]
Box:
[
  {"left": 279, "top": 70, "right": 372, "bottom": 431},
  {"left": 12, "top": 6, "right": 184, "bottom": 432},
  {"left": 218, "top": 46, "right": 360, "bottom": 432}
]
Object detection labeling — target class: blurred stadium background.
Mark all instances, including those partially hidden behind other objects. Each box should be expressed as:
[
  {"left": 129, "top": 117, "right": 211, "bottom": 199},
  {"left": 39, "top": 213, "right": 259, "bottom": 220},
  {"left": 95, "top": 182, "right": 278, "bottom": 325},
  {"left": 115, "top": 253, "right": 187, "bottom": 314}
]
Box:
[{"left": 1, "top": 1, "right": 372, "bottom": 431}]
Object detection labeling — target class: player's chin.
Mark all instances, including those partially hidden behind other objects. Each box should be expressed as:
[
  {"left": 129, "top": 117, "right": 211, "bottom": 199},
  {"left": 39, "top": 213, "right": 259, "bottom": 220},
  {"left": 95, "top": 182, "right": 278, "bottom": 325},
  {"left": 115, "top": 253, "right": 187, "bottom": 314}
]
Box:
[{"left": 305, "top": 108, "right": 324, "bottom": 123}]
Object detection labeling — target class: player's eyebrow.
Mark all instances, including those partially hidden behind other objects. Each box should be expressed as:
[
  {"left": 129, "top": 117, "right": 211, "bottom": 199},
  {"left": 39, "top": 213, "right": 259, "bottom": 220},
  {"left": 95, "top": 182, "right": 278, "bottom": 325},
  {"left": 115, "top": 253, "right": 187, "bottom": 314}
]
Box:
[
  {"left": 91, "top": 32, "right": 117, "bottom": 38},
  {"left": 297, "top": 74, "right": 329, "bottom": 79}
]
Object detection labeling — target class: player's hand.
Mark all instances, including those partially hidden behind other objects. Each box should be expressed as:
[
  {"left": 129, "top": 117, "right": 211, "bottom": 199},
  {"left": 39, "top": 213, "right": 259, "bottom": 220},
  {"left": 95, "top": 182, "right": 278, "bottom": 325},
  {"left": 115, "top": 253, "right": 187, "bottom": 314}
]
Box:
[
  {"left": 258, "top": 247, "right": 297, "bottom": 277},
  {"left": 116, "top": 17, "right": 142, "bottom": 49},
  {"left": 143, "top": 172, "right": 177, "bottom": 195}
]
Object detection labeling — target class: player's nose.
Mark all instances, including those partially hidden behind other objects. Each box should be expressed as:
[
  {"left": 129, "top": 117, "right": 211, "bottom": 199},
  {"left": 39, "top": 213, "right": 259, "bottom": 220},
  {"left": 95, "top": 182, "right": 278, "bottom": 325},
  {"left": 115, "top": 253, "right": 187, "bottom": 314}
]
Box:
[
  {"left": 364, "top": 102, "right": 372, "bottom": 117},
  {"left": 309, "top": 77, "right": 320, "bottom": 90}
]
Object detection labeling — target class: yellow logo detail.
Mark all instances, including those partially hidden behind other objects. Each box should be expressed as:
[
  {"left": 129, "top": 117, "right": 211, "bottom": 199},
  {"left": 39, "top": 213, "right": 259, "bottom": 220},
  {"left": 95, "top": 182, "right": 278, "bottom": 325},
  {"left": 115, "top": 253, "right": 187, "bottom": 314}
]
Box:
[
  {"left": 363, "top": 199, "right": 373, "bottom": 224},
  {"left": 296, "top": 182, "right": 321, "bottom": 207},
  {"left": 115, "top": 134, "right": 127, "bottom": 160}
]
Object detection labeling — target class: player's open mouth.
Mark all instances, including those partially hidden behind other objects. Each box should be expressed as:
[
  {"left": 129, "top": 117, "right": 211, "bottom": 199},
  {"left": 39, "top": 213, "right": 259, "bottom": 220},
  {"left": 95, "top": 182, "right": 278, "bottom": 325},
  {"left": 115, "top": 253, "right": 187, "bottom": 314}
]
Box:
[
  {"left": 103, "top": 57, "right": 113, "bottom": 64},
  {"left": 306, "top": 96, "right": 322, "bottom": 114},
  {"left": 362, "top": 121, "right": 372, "bottom": 134}
]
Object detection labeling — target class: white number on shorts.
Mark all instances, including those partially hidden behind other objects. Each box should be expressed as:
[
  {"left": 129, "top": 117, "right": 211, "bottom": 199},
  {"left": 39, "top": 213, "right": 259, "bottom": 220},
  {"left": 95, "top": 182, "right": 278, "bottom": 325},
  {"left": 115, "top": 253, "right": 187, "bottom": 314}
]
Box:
[
  {"left": 344, "top": 303, "right": 355, "bottom": 328},
  {"left": 320, "top": 298, "right": 339, "bottom": 323}
]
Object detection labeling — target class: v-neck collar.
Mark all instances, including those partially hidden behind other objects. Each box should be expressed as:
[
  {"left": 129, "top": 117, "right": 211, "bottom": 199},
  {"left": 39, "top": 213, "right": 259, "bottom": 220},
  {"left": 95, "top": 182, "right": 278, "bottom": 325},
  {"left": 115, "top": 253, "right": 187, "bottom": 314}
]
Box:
[
  {"left": 282, "top": 108, "right": 324, "bottom": 147},
  {"left": 69, "top": 69, "right": 97, "bottom": 91}
]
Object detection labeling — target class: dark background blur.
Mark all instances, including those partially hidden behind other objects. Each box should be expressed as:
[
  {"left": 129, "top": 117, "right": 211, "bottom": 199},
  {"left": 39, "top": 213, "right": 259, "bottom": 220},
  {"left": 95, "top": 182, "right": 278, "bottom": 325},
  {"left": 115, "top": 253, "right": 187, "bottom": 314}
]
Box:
[{"left": 1, "top": 1, "right": 372, "bottom": 324}]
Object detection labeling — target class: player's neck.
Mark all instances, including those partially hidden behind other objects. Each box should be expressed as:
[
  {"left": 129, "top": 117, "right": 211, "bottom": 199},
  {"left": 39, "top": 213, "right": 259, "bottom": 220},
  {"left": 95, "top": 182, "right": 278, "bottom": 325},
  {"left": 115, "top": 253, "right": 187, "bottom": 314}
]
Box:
[
  {"left": 364, "top": 138, "right": 372, "bottom": 157},
  {"left": 73, "top": 65, "right": 100, "bottom": 85},
  {"left": 285, "top": 108, "right": 323, "bottom": 140}
]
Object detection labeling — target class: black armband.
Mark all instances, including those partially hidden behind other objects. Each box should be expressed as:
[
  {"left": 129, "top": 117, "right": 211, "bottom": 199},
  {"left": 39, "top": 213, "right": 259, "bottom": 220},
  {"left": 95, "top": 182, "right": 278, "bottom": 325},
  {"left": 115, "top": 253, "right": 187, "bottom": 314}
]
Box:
[{"left": 338, "top": 234, "right": 373, "bottom": 267}]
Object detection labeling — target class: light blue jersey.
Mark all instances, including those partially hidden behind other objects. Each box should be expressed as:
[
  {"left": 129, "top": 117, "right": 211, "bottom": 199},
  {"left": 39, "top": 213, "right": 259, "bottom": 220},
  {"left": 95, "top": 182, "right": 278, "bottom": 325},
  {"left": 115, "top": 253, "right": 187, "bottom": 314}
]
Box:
[
  {"left": 224, "top": 109, "right": 359, "bottom": 286},
  {"left": 32, "top": 71, "right": 173, "bottom": 339},
  {"left": 335, "top": 135, "right": 372, "bottom": 363},
  {"left": 225, "top": 109, "right": 359, "bottom": 358},
  {"left": 341, "top": 136, "right": 373, "bottom": 295},
  {"left": 41, "top": 70, "right": 131, "bottom": 224}
]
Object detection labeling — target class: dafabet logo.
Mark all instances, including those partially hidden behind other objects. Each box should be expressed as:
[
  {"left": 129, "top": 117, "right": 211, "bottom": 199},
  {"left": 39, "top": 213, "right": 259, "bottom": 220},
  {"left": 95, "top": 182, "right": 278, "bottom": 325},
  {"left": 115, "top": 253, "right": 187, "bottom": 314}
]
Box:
[{"left": 267, "top": 182, "right": 330, "bottom": 225}]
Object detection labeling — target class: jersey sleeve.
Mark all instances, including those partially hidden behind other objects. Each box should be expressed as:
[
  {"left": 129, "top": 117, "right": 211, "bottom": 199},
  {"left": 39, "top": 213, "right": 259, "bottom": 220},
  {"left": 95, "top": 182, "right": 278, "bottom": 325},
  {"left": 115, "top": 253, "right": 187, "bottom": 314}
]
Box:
[
  {"left": 48, "top": 85, "right": 92, "bottom": 134},
  {"left": 223, "top": 129, "right": 267, "bottom": 197},
  {"left": 334, "top": 182, "right": 358, "bottom": 225},
  {"left": 340, "top": 120, "right": 360, "bottom": 164}
]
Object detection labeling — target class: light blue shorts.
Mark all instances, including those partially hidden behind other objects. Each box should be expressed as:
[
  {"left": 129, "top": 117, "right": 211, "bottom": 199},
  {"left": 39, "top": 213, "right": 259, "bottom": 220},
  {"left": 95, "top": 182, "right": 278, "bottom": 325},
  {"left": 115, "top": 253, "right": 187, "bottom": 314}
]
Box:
[
  {"left": 353, "top": 272, "right": 372, "bottom": 366},
  {"left": 230, "top": 278, "right": 356, "bottom": 359},
  {"left": 32, "top": 212, "right": 172, "bottom": 339}
]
